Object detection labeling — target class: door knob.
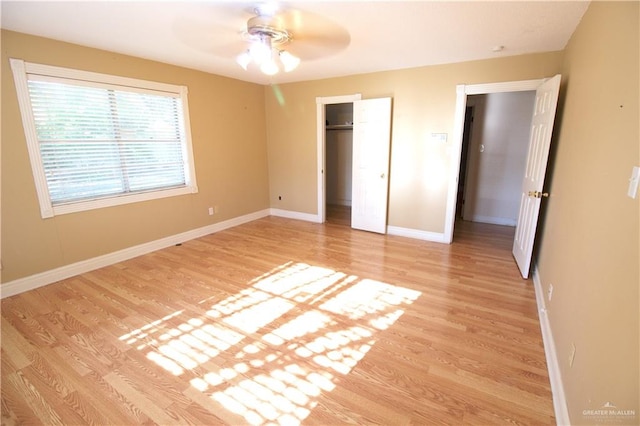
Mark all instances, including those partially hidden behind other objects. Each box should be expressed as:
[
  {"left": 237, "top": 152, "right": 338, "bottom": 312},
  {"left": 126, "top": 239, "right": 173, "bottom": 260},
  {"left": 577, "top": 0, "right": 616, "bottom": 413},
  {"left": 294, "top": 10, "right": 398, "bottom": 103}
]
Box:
[
  {"left": 380, "top": 173, "right": 385, "bottom": 179},
  {"left": 528, "top": 190, "right": 549, "bottom": 198}
]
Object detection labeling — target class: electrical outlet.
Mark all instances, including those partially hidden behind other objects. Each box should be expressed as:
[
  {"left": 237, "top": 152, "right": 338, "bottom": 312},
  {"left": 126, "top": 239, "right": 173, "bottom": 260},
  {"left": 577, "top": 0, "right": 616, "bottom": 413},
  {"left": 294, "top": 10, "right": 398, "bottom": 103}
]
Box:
[
  {"left": 569, "top": 343, "right": 576, "bottom": 367},
  {"left": 278, "top": 195, "right": 282, "bottom": 201},
  {"left": 208, "top": 207, "right": 214, "bottom": 216},
  {"left": 547, "top": 284, "right": 554, "bottom": 302}
]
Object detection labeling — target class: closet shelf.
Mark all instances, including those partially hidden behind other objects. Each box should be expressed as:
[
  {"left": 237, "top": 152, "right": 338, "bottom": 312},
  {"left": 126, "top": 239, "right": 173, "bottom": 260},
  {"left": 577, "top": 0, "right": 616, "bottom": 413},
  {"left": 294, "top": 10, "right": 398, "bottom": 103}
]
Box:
[{"left": 326, "top": 125, "right": 353, "bottom": 130}]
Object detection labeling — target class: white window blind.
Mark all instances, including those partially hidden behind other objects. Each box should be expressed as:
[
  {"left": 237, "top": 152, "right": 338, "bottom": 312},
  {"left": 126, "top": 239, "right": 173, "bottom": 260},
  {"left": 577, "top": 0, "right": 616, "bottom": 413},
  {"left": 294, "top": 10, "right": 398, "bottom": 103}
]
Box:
[{"left": 10, "top": 59, "right": 198, "bottom": 218}]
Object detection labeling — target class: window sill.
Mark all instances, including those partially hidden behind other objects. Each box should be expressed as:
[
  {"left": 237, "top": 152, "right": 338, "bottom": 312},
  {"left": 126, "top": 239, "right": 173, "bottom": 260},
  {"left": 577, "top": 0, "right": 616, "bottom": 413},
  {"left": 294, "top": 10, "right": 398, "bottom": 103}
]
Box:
[{"left": 43, "top": 185, "right": 198, "bottom": 218}]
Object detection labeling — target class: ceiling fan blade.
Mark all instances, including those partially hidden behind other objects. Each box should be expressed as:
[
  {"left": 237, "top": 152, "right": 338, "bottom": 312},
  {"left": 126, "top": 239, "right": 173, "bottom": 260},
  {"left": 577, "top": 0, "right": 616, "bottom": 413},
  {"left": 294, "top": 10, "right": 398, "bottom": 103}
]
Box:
[
  {"left": 174, "top": 24, "right": 244, "bottom": 57},
  {"left": 286, "top": 33, "right": 350, "bottom": 60},
  {"left": 172, "top": 3, "right": 350, "bottom": 61},
  {"left": 277, "top": 9, "right": 350, "bottom": 59},
  {"left": 172, "top": 2, "right": 253, "bottom": 57}
]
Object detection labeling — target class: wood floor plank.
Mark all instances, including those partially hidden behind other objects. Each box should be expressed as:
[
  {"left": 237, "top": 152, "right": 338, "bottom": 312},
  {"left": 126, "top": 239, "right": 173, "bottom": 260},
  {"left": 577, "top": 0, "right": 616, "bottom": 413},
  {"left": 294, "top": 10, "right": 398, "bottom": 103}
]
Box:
[
  {"left": 0, "top": 318, "right": 36, "bottom": 370},
  {"left": 3, "top": 372, "right": 64, "bottom": 426},
  {"left": 83, "top": 370, "right": 152, "bottom": 424},
  {"left": 182, "top": 385, "right": 249, "bottom": 425},
  {"left": 33, "top": 346, "right": 140, "bottom": 425},
  {"left": 1, "top": 217, "right": 555, "bottom": 425},
  {"left": 103, "top": 370, "right": 177, "bottom": 425},
  {"left": 55, "top": 390, "right": 110, "bottom": 426},
  {"left": 164, "top": 400, "right": 228, "bottom": 426},
  {"left": 2, "top": 303, "right": 58, "bottom": 348}
]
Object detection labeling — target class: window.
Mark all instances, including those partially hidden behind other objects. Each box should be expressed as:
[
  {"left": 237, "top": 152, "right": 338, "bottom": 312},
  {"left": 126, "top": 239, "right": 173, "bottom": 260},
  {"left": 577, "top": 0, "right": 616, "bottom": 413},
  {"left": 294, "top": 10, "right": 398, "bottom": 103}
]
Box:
[{"left": 10, "top": 59, "right": 198, "bottom": 218}]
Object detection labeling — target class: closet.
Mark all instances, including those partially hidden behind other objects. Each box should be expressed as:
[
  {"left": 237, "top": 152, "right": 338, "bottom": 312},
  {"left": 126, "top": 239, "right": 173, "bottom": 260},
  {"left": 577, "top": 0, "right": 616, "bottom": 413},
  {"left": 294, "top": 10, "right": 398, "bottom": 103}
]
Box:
[{"left": 325, "top": 103, "right": 353, "bottom": 225}]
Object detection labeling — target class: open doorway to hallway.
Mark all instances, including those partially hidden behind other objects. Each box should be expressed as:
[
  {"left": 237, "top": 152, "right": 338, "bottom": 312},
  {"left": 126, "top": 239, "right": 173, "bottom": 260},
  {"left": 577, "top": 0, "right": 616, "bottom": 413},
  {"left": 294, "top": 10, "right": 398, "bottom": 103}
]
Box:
[
  {"left": 448, "top": 76, "right": 561, "bottom": 278},
  {"left": 454, "top": 91, "right": 535, "bottom": 234}
]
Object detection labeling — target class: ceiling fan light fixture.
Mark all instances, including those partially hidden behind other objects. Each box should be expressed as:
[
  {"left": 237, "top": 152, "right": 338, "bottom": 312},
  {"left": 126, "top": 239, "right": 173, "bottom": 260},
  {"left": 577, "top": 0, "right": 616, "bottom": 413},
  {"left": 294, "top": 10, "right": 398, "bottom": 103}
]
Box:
[
  {"left": 249, "top": 37, "right": 272, "bottom": 65},
  {"left": 237, "top": 9, "right": 301, "bottom": 76},
  {"left": 260, "top": 58, "right": 279, "bottom": 75},
  {"left": 279, "top": 50, "right": 300, "bottom": 72}
]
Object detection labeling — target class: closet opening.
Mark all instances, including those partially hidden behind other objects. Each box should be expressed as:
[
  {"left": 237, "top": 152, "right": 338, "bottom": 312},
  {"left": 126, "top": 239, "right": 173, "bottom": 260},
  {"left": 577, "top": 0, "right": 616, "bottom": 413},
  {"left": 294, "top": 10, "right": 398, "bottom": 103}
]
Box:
[{"left": 325, "top": 102, "right": 354, "bottom": 227}]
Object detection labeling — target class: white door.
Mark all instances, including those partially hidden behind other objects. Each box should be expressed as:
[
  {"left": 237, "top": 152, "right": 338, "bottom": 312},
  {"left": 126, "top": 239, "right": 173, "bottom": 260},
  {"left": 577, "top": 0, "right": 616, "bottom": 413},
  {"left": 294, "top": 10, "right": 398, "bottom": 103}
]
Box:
[
  {"left": 351, "top": 97, "right": 392, "bottom": 233},
  {"left": 513, "top": 75, "right": 561, "bottom": 278}
]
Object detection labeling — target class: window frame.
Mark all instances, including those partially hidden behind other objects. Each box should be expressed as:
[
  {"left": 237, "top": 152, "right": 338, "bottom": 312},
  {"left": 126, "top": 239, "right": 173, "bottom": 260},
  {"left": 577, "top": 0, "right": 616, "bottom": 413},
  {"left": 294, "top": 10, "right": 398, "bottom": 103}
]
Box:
[{"left": 10, "top": 58, "right": 199, "bottom": 219}]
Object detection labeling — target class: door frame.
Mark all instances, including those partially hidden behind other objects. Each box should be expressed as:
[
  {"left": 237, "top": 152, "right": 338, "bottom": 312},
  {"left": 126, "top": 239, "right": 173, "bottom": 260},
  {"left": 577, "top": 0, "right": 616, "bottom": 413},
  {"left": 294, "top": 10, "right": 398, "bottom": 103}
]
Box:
[
  {"left": 444, "top": 79, "right": 543, "bottom": 243},
  {"left": 315, "top": 93, "right": 362, "bottom": 223}
]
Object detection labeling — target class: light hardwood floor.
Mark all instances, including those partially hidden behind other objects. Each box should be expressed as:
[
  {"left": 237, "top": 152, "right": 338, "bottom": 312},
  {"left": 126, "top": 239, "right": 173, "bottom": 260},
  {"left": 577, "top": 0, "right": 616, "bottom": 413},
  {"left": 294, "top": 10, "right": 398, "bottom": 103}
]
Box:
[
  {"left": 326, "top": 204, "right": 351, "bottom": 227},
  {"left": 1, "top": 217, "right": 554, "bottom": 425}
]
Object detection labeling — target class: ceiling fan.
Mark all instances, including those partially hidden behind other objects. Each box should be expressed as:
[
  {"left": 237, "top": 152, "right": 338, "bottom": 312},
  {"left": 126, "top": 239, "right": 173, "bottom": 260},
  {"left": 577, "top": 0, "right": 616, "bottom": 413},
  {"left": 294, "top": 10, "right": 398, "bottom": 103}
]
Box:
[
  {"left": 235, "top": 4, "right": 351, "bottom": 76},
  {"left": 174, "top": 3, "right": 350, "bottom": 77},
  {"left": 236, "top": 6, "right": 301, "bottom": 75}
]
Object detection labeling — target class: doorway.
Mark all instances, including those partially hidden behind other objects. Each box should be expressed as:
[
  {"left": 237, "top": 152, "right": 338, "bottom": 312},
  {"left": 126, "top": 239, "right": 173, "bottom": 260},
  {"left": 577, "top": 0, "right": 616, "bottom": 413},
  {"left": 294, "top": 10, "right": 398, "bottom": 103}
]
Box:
[
  {"left": 315, "top": 94, "right": 362, "bottom": 224},
  {"left": 456, "top": 91, "right": 536, "bottom": 227},
  {"left": 446, "top": 76, "right": 561, "bottom": 278},
  {"left": 316, "top": 94, "right": 392, "bottom": 234},
  {"left": 444, "top": 79, "right": 544, "bottom": 243}
]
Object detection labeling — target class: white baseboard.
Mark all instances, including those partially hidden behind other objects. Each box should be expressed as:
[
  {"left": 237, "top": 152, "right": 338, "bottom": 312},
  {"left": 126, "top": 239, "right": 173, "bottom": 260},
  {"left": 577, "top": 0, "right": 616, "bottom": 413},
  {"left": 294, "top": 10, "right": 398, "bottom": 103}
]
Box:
[
  {"left": 2, "top": 207, "right": 449, "bottom": 298},
  {"left": 269, "top": 208, "right": 321, "bottom": 223},
  {"left": 0, "top": 209, "right": 270, "bottom": 299},
  {"left": 387, "top": 225, "right": 447, "bottom": 243},
  {"left": 327, "top": 199, "right": 352, "bottom": 207},
  {"left": 532, "top": 265, "right": 570, "bottom": 426},
  {"left": 467, "top": 215, "right": 517, "bottom": 227},
  {"left": 269, "top": 210, "right": 448, "bottom": 245}
]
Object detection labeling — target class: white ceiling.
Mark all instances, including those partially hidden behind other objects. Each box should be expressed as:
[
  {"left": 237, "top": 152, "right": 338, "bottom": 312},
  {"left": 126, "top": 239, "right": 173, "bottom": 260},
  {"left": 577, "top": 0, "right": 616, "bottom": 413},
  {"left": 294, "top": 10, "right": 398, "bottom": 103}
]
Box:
[{"left": 1, "top": 1, "right": 590, "bottom": 85}]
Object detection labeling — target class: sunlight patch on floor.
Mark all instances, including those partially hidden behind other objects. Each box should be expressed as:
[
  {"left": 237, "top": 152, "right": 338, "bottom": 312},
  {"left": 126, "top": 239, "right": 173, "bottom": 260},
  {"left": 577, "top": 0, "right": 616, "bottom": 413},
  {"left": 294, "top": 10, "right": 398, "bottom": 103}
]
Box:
[{"left": 120, "top": 262, "right": 420, "bottom": 425}]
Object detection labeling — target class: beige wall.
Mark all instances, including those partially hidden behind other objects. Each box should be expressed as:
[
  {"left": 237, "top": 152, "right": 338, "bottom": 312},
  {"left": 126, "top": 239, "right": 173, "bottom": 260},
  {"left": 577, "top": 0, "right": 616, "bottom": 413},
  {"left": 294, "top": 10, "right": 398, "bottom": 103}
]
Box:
[
  {"left": 536, "top": 2, "right": 639, "bottom": 423},
  {"left": 265, "top": 53, "right": 563, "bottom": 232},
  {"left": 1, "top": 30, "right": 270, "bottom": 282}
]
